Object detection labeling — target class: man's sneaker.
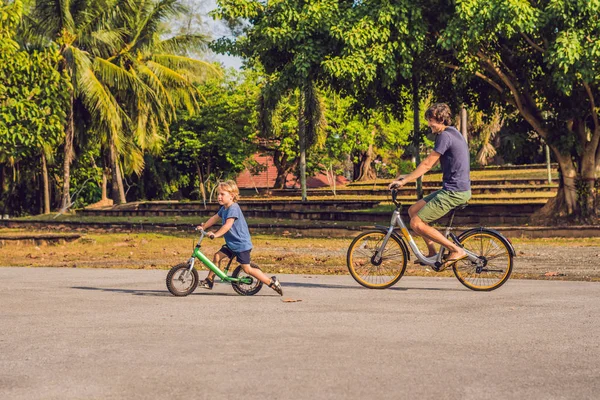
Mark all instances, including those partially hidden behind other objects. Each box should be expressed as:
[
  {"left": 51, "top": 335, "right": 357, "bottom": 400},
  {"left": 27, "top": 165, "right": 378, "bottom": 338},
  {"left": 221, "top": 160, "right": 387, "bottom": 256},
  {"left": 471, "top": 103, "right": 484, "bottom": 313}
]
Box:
[
  {"left": 269, "top": 276, "right": 283, "bottom": 296},
  {"left": 198, "top": 278, "right": 213, "bottom": 290}
]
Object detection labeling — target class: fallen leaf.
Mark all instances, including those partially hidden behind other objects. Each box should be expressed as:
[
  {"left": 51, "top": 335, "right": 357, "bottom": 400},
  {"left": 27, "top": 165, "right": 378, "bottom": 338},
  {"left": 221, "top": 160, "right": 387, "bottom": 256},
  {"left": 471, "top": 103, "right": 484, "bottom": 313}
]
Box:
[
  {"left": 281, "top": 298, "right": 302, "bottom": 303},
  {"left": 544, "top": 271, "right": 563, "bottom": 277}
]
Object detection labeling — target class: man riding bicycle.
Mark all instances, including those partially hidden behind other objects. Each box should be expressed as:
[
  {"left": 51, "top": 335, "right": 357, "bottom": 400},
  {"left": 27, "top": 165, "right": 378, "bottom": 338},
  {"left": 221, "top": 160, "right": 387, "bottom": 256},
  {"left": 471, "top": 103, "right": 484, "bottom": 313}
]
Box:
[{"left": 388, "top": 103, "right": 472, "bottom": 270}]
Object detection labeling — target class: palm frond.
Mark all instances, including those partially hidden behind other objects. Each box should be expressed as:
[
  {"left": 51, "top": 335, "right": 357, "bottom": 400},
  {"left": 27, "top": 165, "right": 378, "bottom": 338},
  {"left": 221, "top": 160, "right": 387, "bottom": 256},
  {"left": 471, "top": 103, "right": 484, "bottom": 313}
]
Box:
[
  {"left": 93, "top": 56, "right": 145, "bottom": 96},
  {"left": 154, "top": 33, "right": 209, "bottom": 55},
  {"left": 126, "top": 0, "right": 186, "bottom": 54},
  {"left": 33, "top": 0, "right": 75, "bottom": 38},
  {"left": 303, "top": 81, "right": 326, "bottom": 149},
  {"left": 72, "top": 47, "right": 126, "bottom": 139},
  {"left": 136, "top": 63, "right": 176, "bottom": 112},
  {"left": 150, "top": 53, "right": 221, "bottom": 82}
]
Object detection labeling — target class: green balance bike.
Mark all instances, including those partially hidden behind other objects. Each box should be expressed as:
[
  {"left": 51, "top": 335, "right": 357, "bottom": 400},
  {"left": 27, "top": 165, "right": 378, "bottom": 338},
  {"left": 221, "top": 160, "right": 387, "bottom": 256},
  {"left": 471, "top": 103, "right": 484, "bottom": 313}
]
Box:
[{"left": 166, "top": 229, "right": 263, "bottom": 297}]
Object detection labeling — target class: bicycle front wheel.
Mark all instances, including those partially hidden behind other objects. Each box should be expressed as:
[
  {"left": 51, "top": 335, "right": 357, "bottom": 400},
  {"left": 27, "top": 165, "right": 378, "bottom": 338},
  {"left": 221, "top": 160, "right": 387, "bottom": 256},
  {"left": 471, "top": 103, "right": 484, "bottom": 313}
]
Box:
[
  {"left": 166, "top": 263, "right": 199, "bottom": 296},
  {"left": 453, "top": 230, "right": 513, "bottom": 291},
  {"left": 347, "top": 230, "right": 408, "bottom": 289}
]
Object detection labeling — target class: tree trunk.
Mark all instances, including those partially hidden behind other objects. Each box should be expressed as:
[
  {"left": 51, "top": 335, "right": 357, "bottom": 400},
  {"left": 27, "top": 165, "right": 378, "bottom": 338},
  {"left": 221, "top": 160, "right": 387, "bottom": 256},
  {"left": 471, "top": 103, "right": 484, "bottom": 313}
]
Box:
[
  {"left": 299, "top": 88, "right": 307, "bottom": 201},
  {"left": 41, "top": 152, "right": 50, "bottom": 214},
  {"left": 101, "top": 170, "right": 108, "bottom": 201},
  {"left": 412, "top": 74, "right": 423, "bottom": 199},
  {"left": 530, "top": 146, "right": 594, "bottom": 223},
  {"left": 196, "top": 162, "right": 207, "bottom": 208},
  {"left": 109, "top": 138, "right": 126, "bottom": 204},
  {"left": 356, "top": 127, "right": 377, "bottom": 182},
  {"left": 60, "top": 93, "right": 75, "bottom": 210},
  {"left": 272, "top": 150, "right": 297, "bottom": 189}
]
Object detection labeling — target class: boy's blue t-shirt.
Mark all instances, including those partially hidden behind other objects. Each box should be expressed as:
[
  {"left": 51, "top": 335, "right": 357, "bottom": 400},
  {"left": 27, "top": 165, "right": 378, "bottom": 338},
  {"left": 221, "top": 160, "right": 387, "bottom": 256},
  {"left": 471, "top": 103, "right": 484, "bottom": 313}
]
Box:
[
  {"left": 433, "top": 126, "right": 471, "bottom": 192},
  {"left": 217, "top": 203, "right": 253, "bottom": 252}
]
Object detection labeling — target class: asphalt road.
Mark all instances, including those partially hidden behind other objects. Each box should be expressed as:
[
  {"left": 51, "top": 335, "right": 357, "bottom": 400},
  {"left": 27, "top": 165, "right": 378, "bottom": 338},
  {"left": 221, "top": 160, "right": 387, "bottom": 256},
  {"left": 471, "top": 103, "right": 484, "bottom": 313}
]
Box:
[{"left": 1, "top": 267, "right": 599, "bottom": 400}]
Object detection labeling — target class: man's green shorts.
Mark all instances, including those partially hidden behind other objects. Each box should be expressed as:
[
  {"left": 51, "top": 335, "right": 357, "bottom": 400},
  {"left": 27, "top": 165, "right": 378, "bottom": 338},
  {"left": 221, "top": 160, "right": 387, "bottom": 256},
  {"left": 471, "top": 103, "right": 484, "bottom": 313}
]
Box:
[{"left": 417, "top": 189, "right": 472, "bottom": 223}]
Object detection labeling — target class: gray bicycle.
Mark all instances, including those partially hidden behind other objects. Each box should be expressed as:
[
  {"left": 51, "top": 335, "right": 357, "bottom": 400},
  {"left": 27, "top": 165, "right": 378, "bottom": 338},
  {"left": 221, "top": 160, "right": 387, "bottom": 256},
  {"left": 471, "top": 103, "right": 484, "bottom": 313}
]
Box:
[{"left": 346, "top": 190, "right": 515, "bottom": 291}]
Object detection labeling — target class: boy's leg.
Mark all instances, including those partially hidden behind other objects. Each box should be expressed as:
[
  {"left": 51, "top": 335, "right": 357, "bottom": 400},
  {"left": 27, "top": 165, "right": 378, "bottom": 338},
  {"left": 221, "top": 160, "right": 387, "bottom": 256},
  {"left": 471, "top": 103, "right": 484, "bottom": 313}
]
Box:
[
  {"left": 240, "top": 263, "right": 283, "bottom": 296},
  {"left": 206, "top": 251, "right": 227, "bottom": 281},
  {"left": 240, "top": 263, "right": 271, "bottom": 285},
  {"left": 199, "top": 251, "right": 229, "bottom": 289}
]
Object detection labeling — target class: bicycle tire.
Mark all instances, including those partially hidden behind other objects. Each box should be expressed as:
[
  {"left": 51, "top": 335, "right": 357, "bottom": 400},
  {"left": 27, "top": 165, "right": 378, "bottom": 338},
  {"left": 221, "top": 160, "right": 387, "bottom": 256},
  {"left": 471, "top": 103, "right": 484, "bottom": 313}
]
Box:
[
  {"left": 453, "top": 230, "right": 513, "bottom": 291},
  {"left": 231, "top": 263, "right": 263, "bottom": 296},
  {"left": 166, "top": 262, "right": 199, "bottom": 296},
  {"left": 347, "top": 230, "right": 408, "bottom": 289}
]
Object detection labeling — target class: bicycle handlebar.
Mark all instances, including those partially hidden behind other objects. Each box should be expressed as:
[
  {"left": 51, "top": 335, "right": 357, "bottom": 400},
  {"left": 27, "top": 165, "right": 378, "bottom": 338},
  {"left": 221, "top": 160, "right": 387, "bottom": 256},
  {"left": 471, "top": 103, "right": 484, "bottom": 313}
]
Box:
[
  {"left": 194, "top": 227, "right": 214, "bottom": 246},
  {"left": 390, "top": 189, "right": 402, "bottom": 208}
]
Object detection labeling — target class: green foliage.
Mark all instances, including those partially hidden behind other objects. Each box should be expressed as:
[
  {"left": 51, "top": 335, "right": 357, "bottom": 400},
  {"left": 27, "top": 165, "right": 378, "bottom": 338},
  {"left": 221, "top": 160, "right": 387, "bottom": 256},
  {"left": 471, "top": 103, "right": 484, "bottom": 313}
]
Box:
[
  {"left": 439, "top": 0, "right": 600, "bottom": 154},
  {"left": 317, "top": 91, "right": 413, "bottom": 178},
  {"left": 158, "top": 69, "right": 258, "bottom": 198},
  {"left": 0, "top": 0, "right": 69, "bottom": 163}
]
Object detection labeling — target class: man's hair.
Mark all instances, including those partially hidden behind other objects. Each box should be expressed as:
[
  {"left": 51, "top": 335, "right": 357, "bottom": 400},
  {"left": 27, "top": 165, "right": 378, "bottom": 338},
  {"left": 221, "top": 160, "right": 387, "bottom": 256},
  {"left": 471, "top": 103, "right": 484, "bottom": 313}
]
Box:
[
  {"left": 218, "top": 180, "right": 240, "bottom": 202},
  {"left": 425, "top": 103, "right": 452, "bottom": 125}
]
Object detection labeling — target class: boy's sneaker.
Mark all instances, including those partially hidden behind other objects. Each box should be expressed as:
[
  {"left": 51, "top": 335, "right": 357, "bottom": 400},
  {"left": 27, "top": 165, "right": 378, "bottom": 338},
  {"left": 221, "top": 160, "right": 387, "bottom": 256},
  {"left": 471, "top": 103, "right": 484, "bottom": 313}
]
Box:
[
  {"left": 269, "top": 276, "right": 283, "bottom": 296},
  {"left": 198, "top": 278, "right": 213, "bottom": 290}
]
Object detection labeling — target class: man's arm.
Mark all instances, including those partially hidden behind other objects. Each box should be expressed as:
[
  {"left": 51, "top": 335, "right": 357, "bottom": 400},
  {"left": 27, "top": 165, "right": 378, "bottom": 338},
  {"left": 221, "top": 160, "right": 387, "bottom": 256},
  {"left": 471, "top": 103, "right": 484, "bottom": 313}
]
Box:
[{"left": 389, "top": 151, "right": 441, "bottom": 189}]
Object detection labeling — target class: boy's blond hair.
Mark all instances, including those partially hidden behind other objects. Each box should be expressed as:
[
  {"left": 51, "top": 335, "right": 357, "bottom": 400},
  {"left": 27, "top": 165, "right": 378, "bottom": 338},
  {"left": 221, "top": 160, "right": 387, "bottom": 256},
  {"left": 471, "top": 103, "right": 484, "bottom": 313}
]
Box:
[{"left": 218, "top": 180, "right": 240, "bottom": 202}]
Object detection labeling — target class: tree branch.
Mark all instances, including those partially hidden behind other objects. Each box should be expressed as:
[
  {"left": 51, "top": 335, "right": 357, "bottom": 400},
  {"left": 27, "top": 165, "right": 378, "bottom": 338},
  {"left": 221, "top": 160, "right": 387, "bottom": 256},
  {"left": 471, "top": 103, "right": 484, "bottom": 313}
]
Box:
[
  {"left": 583, "top": 81, "right": 599, "bottom": 132},
  {"left": 477, "top": 49, "right": 548, "bottom": 139},
  {"left": 520, "top": 32, "right": 545, "bottom": 53},
  {"left": 440, "top": 62, "right": 504, "bottom": 93},
  {"left": 583, "top": 81, "right": 600, "bottom": 162}
]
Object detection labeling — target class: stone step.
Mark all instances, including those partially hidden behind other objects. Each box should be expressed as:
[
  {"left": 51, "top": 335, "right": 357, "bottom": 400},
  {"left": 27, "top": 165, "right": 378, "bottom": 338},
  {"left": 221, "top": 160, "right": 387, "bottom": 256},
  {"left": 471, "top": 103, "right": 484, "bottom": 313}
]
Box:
[
  {"left": 78, "top": 203, "right": 542, "bottom": 225},
  {"left": 272, "top": 185, "right": 558, "bottom": 197}
]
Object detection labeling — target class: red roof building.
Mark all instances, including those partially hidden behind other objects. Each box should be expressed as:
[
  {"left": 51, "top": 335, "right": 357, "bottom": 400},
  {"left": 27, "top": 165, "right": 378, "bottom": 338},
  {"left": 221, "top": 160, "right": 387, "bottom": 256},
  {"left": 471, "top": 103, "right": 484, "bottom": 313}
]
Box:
[{"left": 236, "top": 154, "right": 348, "bottom": 189}]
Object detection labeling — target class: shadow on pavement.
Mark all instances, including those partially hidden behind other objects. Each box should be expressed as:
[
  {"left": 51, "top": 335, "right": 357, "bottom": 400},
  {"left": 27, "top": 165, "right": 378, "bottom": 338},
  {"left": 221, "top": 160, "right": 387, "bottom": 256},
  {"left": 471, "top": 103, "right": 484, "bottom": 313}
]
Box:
[
  {"left": 71, "top": 286, "right": 237, "bottom": 297},
  {"left": 282, "top": 281, "right": 464, "bottom": 292}
]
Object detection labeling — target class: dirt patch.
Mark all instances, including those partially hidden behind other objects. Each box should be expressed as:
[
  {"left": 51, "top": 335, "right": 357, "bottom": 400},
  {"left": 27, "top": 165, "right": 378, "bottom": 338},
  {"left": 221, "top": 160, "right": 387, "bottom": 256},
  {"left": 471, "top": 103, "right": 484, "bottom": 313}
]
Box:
[{"left": 0, "top": 231, "right": 598, "bottom": 281}]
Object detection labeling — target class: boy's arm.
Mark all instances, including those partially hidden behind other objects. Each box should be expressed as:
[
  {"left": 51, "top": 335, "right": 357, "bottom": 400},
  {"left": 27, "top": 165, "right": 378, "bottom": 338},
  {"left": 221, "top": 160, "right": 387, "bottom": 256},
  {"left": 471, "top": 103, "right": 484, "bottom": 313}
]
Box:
[
  {"left": 210, "top": 218, "right": 235, "bottom": 239},
  {"left": 199, "top": 214, "right": 220, "bottom": 230}
]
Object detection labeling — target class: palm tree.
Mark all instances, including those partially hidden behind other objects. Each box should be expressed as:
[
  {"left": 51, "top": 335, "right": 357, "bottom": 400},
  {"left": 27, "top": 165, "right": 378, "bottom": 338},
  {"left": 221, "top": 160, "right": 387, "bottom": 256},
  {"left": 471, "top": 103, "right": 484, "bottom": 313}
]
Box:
[
  {"left": 260, "top": 78, "right": 325, "bottom": 201},
  {"left": 29, "top": 0, "right": 217, "bottom": 206},
  {"left": 30, "top": 0, "right": 126, "bottom": 209},
  {"left": 98, "top": 0, "right": 219, "bottom": 203}
]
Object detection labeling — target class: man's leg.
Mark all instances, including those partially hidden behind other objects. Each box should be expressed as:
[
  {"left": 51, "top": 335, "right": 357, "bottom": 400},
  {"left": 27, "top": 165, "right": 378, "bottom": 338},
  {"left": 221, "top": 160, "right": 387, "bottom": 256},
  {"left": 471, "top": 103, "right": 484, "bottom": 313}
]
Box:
[
  {"left": 409, "top": 215, "right": 465, "bottom": 261},
  {"left": 408, "top": 200, "right": 437, "bottom": 257}
]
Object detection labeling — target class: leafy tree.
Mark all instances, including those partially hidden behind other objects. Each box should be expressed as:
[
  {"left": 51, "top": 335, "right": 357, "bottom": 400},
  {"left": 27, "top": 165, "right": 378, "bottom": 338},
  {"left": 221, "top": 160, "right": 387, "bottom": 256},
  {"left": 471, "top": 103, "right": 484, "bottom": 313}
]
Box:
[
  {"left": 439, "top": 0, "right": 600, "bottom": 221},
  {"left": 320, "top": 92, "right": 413, "bottom": 182},
  {"left": 0, "top": 0, "right": 69, "bottom": 214},
  {"left": 213, "top": 0, "right": 340, "bottom": 200},
  {"left": 26, "top": 0, "right": 215, "bottom": 208},
  {"left": 161, "top": 69, "right": 258, "bottom": 203}
]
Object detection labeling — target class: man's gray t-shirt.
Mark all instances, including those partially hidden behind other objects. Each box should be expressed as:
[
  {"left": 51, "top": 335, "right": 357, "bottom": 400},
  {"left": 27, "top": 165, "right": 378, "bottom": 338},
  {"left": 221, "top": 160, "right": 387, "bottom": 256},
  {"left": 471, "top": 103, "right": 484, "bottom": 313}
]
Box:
[
  {"left": 433, "top": 126, "right": 471, "bottom": 191},
  {"left": 218, "top": 203, "right": 253, "bottom": 252}
]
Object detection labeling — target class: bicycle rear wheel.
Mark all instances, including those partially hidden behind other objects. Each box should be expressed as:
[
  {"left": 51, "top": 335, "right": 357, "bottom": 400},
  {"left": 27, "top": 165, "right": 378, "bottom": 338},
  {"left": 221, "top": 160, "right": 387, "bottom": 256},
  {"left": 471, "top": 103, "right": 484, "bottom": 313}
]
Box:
[
  {"left": 231, "top": 263, "right": 263, "bottom": 296},
  {"left": 453, "top": 230, "right": 513, "bottom": 291},
  {"left": 166, "top": 263, "right": 199, "bottom": 296},
  {"left": 347, "top": 230, "right": 408, "bottom": 289}
]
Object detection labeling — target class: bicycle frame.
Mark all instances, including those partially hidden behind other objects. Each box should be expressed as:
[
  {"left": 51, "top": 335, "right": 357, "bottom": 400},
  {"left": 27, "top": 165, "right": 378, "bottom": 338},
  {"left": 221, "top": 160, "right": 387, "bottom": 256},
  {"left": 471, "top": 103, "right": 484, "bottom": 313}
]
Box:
[
  {"left": 374, "top": 204, "right": 480, "bottom": 269},
  {"left": 185, "top": 230, "right": 252, "bottom": 284}
]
